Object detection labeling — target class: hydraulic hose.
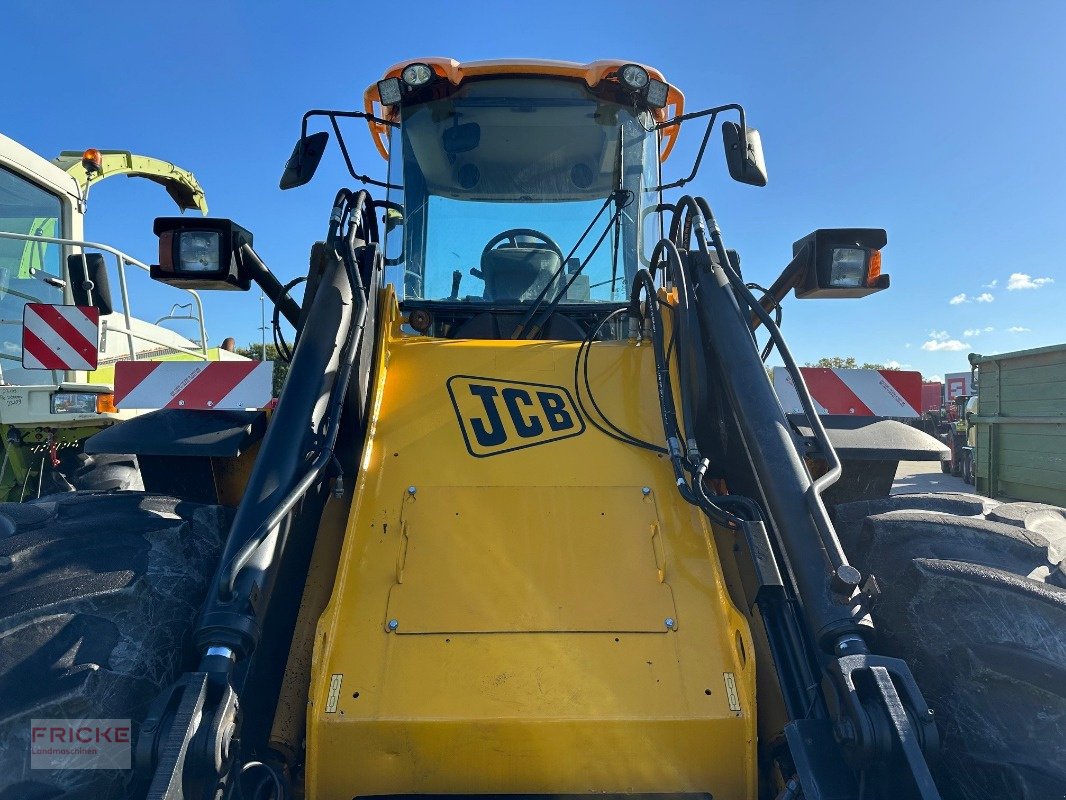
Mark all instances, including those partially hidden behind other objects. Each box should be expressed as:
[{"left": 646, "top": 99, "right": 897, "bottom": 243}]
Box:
[
  {"left": 675, "top": 195, "right": 869, "bottom": 649},
  {"left": 197, "top": 190, "right": 373, "bottom": 660}
]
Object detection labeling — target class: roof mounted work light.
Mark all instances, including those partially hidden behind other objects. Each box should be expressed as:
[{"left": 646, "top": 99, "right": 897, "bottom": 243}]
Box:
[
  {"left": 618, "top": 64, "right": 650, "bottom": 90},
  {"left": 377, "top": 77, "right": 403, "bottom": 106},
  {"left": 378, "top": 62, "right": 436, "bottom": 108},
  {"left": 401, "top": 62, "right": 434, "bottom": 87},
  {"left": 617, "top": 63, "right": 669, "bottom": 109}
]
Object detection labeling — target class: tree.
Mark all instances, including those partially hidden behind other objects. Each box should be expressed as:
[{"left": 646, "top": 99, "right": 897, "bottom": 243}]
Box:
[
  {"left": 806, "top": 356, "right": 858, "bottom": 369},
  {"left": 235, "top": 343, "right": 289, "bottom": 397},
  {"left": 805, "top": 356, "right": 900, "bottom": 371}
]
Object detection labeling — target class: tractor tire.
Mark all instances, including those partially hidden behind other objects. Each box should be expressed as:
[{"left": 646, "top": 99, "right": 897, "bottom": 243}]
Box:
[
  {"left": 940, "top": 458, "right": 951, "bottom": 474},
  {"left": 962, "top": 450, "right": 975, "bottom": 485},
  {"left": 0, "top": 492, "right": 228, "bottom": 800},
  {"left": 69, "top": 453, "right": 144, "bottom": 493},
  {"left": 830, "top": 493, "right": 1066, "bottom": 800}
]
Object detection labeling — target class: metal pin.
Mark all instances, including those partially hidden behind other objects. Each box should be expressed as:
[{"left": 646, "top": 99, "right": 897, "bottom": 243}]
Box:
[
  {"left": 665, "top": 617, "right": 676, "bottom": 630},
  {"left": 387, "top": 619, "right": 399, "bottom": 631},
  {"left": 641, "top": 486, "right": 651, "bottom": 496},
  {"left": 407, "top": 486, "right": 417, "bottom": 495}
]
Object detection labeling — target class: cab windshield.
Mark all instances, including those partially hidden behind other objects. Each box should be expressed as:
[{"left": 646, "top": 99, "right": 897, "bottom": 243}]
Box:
[
  {"left": 387, "top": 78, "right": 660, "bottom": 305},
  {"left": 0, "top": 165, "right": 64, "bottom": 385}
]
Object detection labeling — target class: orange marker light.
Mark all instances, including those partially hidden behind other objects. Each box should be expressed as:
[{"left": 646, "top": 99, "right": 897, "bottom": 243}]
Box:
[
  {"left": 866, "top": 250, "right": 882, "bottom": 286},
  {"left": 96, "top": 393, "right": 117, "bottom": 414},
  {"left": 82, "top": 148, "right": 103, "bottom": 173}
]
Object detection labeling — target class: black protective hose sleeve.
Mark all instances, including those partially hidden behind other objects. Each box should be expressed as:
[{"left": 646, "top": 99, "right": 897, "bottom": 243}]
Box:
[
  {"left": 675, "top": 195, "right": 869, "bottom": 648},
  {"left": 630, "top": 268, "right": 692, "bottom": 502},
  {"left": 650, "top": 239, "right": 700, "bottom": 461}
]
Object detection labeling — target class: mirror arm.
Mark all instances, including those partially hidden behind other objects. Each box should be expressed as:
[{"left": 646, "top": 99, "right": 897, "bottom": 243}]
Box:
[
  {"left": 656, "top": 111, "right": 719, "bottom": 191},
  {"left": 653, "top": 104, "right": 746, "bottom": 192},
  {"left": 657, "top": 102, "right": 745, "bottom": 130},
  {"left": 300, "top": 109, "right": 403, "bottom": 191}
]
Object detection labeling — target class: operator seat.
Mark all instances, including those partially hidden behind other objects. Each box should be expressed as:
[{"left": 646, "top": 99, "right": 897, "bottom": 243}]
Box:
[{"left": 478, "top": 246, "right": 562, "bottom": 302}]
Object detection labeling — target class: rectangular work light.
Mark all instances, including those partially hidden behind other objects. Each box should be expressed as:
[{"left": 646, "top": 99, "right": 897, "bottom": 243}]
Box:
[{"left": 151, "top": 218, "right": 254, "bottom": 291}]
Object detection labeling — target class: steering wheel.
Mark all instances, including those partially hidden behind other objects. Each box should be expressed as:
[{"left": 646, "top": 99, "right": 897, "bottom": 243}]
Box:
[{"left": 480, "top": 228, "right": 563, "bottom": 261}]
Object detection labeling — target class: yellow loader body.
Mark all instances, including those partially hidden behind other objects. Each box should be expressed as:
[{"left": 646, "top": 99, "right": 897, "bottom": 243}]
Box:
[{"left": 307, "top": 289, "right": 757, "bottom": 799}]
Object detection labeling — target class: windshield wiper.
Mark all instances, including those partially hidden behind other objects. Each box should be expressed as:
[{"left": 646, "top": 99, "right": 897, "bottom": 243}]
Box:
[
  {"left": 513, "top": 190, "right": 633, "bottom": 340},
  {"left": 514, "top": 123, "right": 633, "bottom": 339}
]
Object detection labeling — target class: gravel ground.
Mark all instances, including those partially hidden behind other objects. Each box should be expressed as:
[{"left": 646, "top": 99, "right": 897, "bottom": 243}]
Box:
[{"left": 892, "top": 459, "right": 973, "bottom": 495}]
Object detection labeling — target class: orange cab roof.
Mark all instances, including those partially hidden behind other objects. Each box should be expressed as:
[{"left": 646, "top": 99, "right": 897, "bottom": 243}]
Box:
[{"left": 362, "top": 58, "right": 684, "bottom": 161}]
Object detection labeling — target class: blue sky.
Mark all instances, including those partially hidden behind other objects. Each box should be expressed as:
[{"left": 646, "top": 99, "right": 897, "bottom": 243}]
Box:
[{"left": 4, "top": 1, "right": 1063, "bottom": 380}]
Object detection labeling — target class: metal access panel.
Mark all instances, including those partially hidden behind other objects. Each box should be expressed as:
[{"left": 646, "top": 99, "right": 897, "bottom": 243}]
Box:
[
  {"left": 306, "top": 318, "right": 757, "bottom": 799},
  {"left": 386, "top": 485, "right": 677, "bottom": 633}
]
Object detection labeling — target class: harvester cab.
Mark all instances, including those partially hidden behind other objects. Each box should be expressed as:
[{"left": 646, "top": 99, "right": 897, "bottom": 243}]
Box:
[
  {"left": 0, "top": 133, "right": 232, "bottom": 499},
  {"left": 5, "top": 58, "right": 1064, "bottom": 800}
]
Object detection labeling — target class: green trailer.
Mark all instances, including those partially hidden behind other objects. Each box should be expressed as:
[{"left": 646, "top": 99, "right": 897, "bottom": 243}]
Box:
[{"left": 970, "top": 343, "right": 1066, "bottom": 505}]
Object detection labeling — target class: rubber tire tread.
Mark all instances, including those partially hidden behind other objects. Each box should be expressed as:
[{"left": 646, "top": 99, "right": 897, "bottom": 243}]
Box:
[
  {"left": 830, "top": 492, "right": 1066, "bottom": 799},
  {"left": 0, "top": 492, "right": 227, "bottom": 800},
  {"left": 70, "top": 453, "right": 144, "bottom": 492}
]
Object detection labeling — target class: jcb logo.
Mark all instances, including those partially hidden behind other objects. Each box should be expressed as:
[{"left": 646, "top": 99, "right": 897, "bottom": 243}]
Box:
[{"left": 447, "top": 375, "right": 585, "bottom": 457}]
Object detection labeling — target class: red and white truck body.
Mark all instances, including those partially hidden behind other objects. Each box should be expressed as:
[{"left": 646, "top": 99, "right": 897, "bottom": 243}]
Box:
[
  {"left": 772, "top": 367, "right": 922, "bottom": 418},
  {"left": 921, "top": 381, "right": 944, "bottom": 413}
]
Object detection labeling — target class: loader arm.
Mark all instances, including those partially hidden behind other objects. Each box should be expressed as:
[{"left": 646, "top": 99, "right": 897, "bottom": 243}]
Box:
[{"left": 52, "top": 149, "right": 208, "bottom": 213}]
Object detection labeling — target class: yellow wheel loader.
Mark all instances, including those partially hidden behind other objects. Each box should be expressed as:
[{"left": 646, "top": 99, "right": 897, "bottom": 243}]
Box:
[{"left": 1, "top": 59, "right": 1064, "bottom": 800}]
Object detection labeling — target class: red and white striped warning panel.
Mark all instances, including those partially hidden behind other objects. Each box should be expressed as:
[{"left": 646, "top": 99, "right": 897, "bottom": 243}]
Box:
[
  {"left": 22, "top": 303, "right": 100, "bottom": 371},
  {"left": 772, "top": 367, "right": 922, "bottom": 418},
  {"left": 114, "top": 360, "right": 273, "bottom": 410}
]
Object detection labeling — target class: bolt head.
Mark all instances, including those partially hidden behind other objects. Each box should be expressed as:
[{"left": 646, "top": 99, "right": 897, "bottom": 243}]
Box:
[
  {"left": 407, "top": 486, "right": 417, "bottom": 495},
  {"left": 387, "top": 619, "right": 399, "bottom": 631},
  {"left": 641, "top": 486, "right": 651, "bottom": 496},
  {"left": 664, "top": 617, "right": 675, "bottom": 629}
]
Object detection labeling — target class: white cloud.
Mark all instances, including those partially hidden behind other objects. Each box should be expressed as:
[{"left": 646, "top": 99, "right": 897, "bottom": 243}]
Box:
[
  {"left": 949, "top": 293, "right": 968, "bottom": 305},
  {"left": 1007, "top": 273, "right": 1054, "bottom": 290},
  {"left": 982, "top": 279, "right": 998, "bottom": 289},
  {"left": 904, "top": 343, "right": 912, "bottom": 348},
  {"left": 975, "top": 292, "right": 994, "bottom": 303},
  {"left": 1007, "top": 326, "right": 1031, "bottom": 333},
  {"left": 928, "top": 329, "right": 950, "bottom": 341},
  {"left": 883, "top": 360, "right": 911, "bottom": 369},
  {"left": 926, "top": 374, "right": 943, "bottom": 382},
  {"left": 922, "top": 338, "right": 970, "bottom": 352},
  {"left": 984, "top": 326, "right": 994, "bottom": 332},
  {"left": 963, "top": 328, "right": 982, "bottom": 337}
]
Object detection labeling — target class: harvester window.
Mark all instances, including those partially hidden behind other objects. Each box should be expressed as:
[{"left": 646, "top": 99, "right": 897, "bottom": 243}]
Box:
[
  {"left": 0, "top": 165, "right": 64, "bottom": 385},
  {"left": 387, "top": 78, "right": 659, "bottom": 306}
]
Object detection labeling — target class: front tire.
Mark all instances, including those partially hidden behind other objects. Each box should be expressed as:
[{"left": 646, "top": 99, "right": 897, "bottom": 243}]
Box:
[
  {"left": 962, "top": 450, "right": 974, "bottom": 485},
  {"left": 0, "top": 492, "right": 227, "bottom": 799},
  {"left": 831, "top": 493, "right": 1066, "bottom": 799}
]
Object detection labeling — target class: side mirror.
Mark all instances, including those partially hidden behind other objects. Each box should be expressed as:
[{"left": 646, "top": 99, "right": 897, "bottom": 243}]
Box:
[
  {"left": 280, "top": 131, "right": 329, "bottom": 190},
  {"left": 66, "top": 253, "right": 113, "bottom": 314},
  {"left": 792, "top": 228, "right": 889, "bottom": 299},
  {"left": 722, "top": 122, "right": 768, "bottom": 187},
  {"left": 442, "top": 122, "right": 481, "bottom": 155},
  {"left": 151, "top": 217, "right": 254, "bottom": 291}
]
